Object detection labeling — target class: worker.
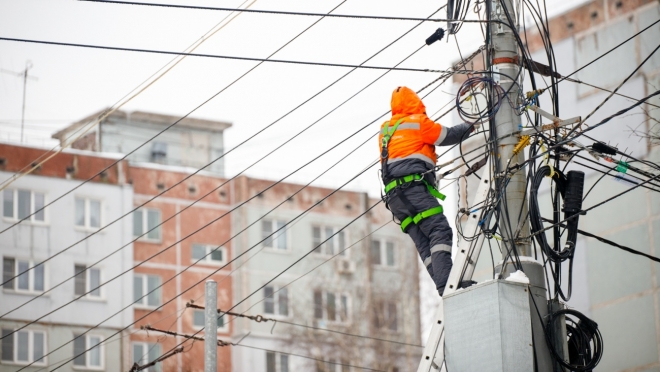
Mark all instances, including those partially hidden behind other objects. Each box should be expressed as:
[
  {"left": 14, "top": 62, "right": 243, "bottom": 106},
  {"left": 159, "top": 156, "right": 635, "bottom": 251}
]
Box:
[{"left": 379, "top": 86, "right": 478, "bottom": 296}]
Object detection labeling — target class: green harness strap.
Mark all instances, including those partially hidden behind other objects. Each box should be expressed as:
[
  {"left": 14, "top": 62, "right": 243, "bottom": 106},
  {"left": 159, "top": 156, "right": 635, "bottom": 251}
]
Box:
[
  {"left": 381, "top": 118, "right": 405, "bottom": 150},
  {"left": 380, "top": 118, "right": 446, "bottom": 233},
  {"left": 383, "top": 174, "right": 446, "bottom": 201},
  {"left": 400, "top": 206, "right": 444, "bottom": 232}
]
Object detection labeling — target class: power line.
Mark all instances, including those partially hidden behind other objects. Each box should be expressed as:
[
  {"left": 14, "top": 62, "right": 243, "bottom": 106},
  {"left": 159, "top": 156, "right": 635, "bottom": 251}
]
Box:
[
  {"left": 139, "top": 326, "right": 386, "bottom": 372},
  {"left": 556, "top": 18, "right": 660, "bottom": 85},
  {"left": 1, "top": 4, "right": 447, "bottom": 323},
  {"left": 0, "top": 0, "right": 254, "bottom": 191},
  {"left": 130, "top": 200, "right": 383, "bottom": 372},
  {"left": 572, "top": 42, "right": 660, "bottom": 134},
  {"left": 541, "top": 218, "right": 660, "bottom": 263},
  {"left": 3, "top": 7, "right": 449, "bottom": 359},
  {"left": 80, "top": 0, "right": 450, "bottom": 23},
  {"left": 0, "top": 0, "right": 347, "bottom": 231},
  {"left": 0, "top": 20, "right": 436, "bottom": 315},
  {"left": 40, "top": 169, "right": 380, "bottom": 371},
  {"left": 0, "top": 37, "right": 449, "bottom": 73},
  {"left": 528, "top": 172, "right": 660, "bottom": 239},
  {"left": 187, "top": 301, "right": 423, "bottom": 348}
]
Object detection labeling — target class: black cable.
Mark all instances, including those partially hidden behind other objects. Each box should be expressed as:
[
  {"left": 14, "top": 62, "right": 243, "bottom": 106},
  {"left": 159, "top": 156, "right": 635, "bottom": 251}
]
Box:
[
  {"left": 541, "top": 217, "right": 660, "bottom": 263},
  {"left": 80, "top": 0, "right": 452, "bottom": 23},
  {"left": 23, "top": 156, "right": 380, "bottom": 371},
  {"left": 545, "top": 309, "right": 603, "bottom": 371},
  {"left": 556, "top": 18, "right": 660, "bottom": 85},
  {"left": 0, "top": 0, "right": 351, "bottom": 235},
  {"left": 0, "top": 3, "right": 440, "bottom": 288},
  {"left": 0, "top": 37, "right": 450, "bottom": 73},
  {"left": 529, "top": 171, "right": 660, "bottom": 239},
  {"left": 573, "top": 89, "right": 660, "bottom": 138},
  {"left": 22, "top": 9, "right": 455, "bottom": 361}
]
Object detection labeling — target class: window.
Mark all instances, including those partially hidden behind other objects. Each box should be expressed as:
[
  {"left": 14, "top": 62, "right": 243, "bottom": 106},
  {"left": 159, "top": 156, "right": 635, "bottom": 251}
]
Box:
[
  {"left": 75, "top": 198, "right": 101, "bottom": 229},
  {"left": 373, "top": 301, "right": 398, "bottom": 332},
  {"left": 313, "top": 290, "right": 349, "bottom": 322},
  {"left": 191, "top": 244, "right": 226, "bottom": 265},
  {"left": 1, "top": 328, "right": 47, "bottom": 365},
  {"left": 74, "top": 265, "right": 101, "bottom": 298},
  {"left": 316, "top": 358, "right": 350, "bottom": 372},
  {"left": 192, "top": 309, "right": 227, "bottom": 332},
  {"left": 371, "top": 240, "right": 395, "bottom": 267},
  {"left": 133, "top": 274, "right": 161, "bottom": 308},
  {"left": 151, "top": 142, "right": 167, "bottom": 164},
  {"left": 262, "top": 219, "right": 288, "bottom": 250},
  {"left": 73, "top": 334, "right": 103, "bottom": 369},
  {"left": 132, "top": 342, "right": 161, "bottom": 372},
  {"left": 312, "top": 226, "right": 347, "bottom": 256},
  {"left": 266, "top": 351, "right": 289, "bottom": 372},
  {"left": 2, "top": 257, "right": 45, "bottom": 293},
  {"left": 264, "top": 286, "right": 288, "bottom": 317},
  {"left": 133, "top": 209, "right": 161, "bottom": 241},
  {"left": 3, "top": 189, "right": 45, "bottom": 222}
]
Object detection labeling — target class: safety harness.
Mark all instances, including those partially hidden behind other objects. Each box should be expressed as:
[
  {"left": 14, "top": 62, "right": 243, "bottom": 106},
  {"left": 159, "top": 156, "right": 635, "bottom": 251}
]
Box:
[{"left": 380, "top": 118, "right": 446, "bottom": 232}]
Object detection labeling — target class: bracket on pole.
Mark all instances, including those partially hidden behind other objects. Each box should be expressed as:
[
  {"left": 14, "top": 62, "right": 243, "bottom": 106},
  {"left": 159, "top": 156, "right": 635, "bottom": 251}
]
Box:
[{"left": 521, "top": 105, "right": 581, "bottom": 136}]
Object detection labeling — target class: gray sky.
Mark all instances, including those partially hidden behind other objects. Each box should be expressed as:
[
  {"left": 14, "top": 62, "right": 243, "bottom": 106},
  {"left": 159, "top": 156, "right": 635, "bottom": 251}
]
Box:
[{"left": 0, "top": 0, "right": 586, "bottom": 196}]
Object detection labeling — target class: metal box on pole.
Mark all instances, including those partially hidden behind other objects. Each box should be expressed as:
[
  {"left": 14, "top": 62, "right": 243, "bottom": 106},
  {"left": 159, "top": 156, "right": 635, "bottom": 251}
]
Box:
[{"left": 443, "top": 280, "right": 534, "bottom": 372}]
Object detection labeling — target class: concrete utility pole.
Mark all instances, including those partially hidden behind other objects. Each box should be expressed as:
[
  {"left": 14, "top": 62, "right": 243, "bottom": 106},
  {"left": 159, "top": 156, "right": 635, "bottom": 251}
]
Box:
[
  {"left": 489, "top": 1, "right": 559, "bottom": 370},
  {"left": 490, "top": 0, "right": 530, "bottom": 257},
  {"left": 205, "top": 280, "right": 218, "bottom": 372},
  {"left": 418, "top": 1, "right": 561, "bottom": 371},
  {"left": 1, "top": 60, "right": 37, "bottom": 143}
]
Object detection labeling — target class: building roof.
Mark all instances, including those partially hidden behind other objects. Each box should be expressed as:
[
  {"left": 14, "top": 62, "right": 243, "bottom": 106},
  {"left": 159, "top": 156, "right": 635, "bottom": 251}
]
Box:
[{"left": 52, "top": 108, "right": 232, "bottom": 140}]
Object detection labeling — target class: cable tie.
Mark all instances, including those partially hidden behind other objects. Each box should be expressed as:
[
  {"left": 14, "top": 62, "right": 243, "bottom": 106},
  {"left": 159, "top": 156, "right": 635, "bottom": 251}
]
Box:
[{"left": 616, "top": 161, "right": 629, "bottom": 173}]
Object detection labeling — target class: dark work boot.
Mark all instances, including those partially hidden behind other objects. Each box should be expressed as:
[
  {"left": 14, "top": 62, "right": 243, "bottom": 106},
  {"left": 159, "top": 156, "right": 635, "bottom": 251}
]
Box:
[
  {"left": 458, "top": 280, "right": 477, "bottom": 289},
  {"left": 439, "top": 280, "right": 477, "bottom": 297}
]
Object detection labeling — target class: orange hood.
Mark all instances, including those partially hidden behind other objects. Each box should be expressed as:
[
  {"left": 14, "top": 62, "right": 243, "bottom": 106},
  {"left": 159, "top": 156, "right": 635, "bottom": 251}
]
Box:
[{"left": 390, "top": 86, "right": 426, "bottom": 116}]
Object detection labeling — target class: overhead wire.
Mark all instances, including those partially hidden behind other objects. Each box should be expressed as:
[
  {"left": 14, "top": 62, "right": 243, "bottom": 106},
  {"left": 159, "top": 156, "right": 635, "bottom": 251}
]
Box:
[
  {"left": 540, "top": 217, "right": 660, "bottom": 263},
  {"left": 2, "top": 35, "right": 442, "bottom": 332},
  {"left": 15, "top": 32, "right": 462, "bottom": 364},
  {"left": 0, "top": 0, "right": 255, "bottom": 191},
  {"left": 0, "top": 0, "right": 349, "bottom": 234},
  {"left": 0, "top": 0, "right": 439, "bottom": 293},
  {"left": 0, "top": 37, "right": 452, "bottom": 73},
  {"left": 137, "top": 326, "right": 387, "bottom": 372},
  {"left": 79, "top": 0, "right": 453, "bottom": 22},
  {"left": 44, "top": 163, "right": 380, "bottom": 371}
]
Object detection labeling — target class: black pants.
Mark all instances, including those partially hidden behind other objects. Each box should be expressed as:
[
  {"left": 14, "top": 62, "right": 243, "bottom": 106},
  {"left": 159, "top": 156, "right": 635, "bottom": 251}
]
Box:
[{"left": 387, "top": 183, "right": 453, "bottom": 293}]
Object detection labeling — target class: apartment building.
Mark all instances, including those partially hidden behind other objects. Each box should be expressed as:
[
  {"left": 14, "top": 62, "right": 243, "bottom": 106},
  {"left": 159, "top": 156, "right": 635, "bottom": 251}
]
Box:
[
  {"left": 229, "top": 177, "right": 422, "bottom": 372},
  {"left": 52, "top": 111, "right": 235, "bottom": 371},
  {"left": 0, "top": 143, "right": 134, "bottom": 371}
]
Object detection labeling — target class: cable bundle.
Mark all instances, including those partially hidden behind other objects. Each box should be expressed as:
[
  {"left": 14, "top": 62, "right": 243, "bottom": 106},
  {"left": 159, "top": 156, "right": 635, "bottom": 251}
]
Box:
[
  {"left": 545, "top": 309, "right": 603, "bottom": 371},
  {"left": 456, "top": 76, "right": 505, "bottom": 124}
]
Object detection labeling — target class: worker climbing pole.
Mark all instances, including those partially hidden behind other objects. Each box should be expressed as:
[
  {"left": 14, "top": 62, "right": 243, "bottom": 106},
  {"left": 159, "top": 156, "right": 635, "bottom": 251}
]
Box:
[{"left": 378, "top": 86, "right": 477, "bottom": 296}]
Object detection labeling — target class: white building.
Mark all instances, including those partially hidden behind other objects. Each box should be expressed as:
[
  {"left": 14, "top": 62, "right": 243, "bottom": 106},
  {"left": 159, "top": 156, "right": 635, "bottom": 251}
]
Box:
[
  {"left": 0, "top": 144, "right": 134, "bottom": 371},
  {"left": 229, "top": 176, "right": 422, "bottom": 372}
]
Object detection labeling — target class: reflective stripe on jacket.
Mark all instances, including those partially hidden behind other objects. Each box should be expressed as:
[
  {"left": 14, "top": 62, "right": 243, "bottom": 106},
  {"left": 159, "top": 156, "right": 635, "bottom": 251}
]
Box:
[{"left": 378, "top": 86, "right": 446, "bottom": 168}]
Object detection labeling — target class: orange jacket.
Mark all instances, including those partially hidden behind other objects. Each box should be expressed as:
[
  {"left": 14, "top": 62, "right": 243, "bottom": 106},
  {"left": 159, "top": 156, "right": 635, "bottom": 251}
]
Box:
[{"left": 379, "top": 86, "right": 447, "bottom": 167}]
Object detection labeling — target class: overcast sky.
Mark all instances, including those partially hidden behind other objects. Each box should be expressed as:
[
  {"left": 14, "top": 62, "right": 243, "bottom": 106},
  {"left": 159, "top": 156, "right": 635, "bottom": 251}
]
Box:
[{"left": 0, "top": 0, "right": 588, "bottom": 196}]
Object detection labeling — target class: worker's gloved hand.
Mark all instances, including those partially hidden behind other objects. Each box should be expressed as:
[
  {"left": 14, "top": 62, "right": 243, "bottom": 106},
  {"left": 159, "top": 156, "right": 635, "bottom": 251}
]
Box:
[{"left": 471, "top": 120, "right": 483, "bottom": 132}]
